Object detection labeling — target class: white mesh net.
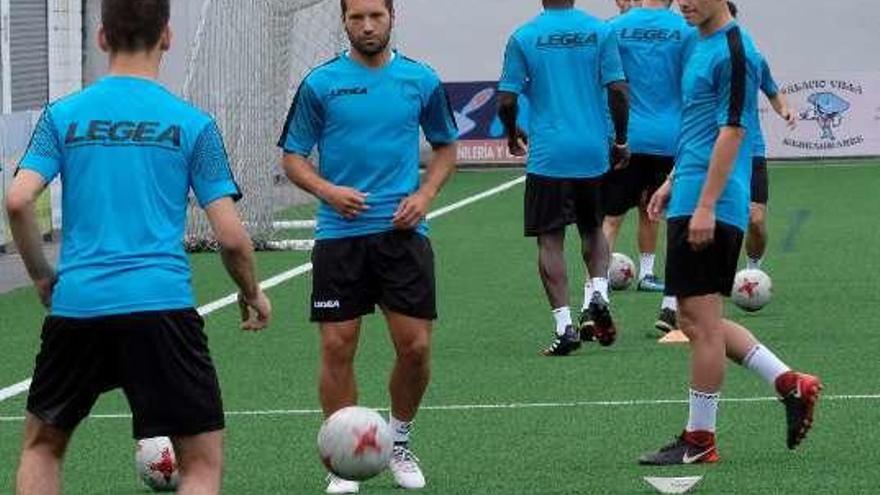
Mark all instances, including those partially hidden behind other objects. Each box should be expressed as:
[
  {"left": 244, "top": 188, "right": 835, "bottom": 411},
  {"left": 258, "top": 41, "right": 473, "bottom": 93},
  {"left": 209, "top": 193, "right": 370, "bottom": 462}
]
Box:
[{"left": 182, "top": 0, "right": 345, "bottom": 251}]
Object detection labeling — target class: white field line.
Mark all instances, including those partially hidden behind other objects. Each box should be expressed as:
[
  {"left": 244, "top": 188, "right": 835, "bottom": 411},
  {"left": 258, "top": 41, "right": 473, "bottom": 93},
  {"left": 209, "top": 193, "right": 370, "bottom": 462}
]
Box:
[
  {"left": 0, "top": 393, "right": 876, "bottom": 422},
  {"left": 0, "top": 175, "right": 527, "bottom": 404}
]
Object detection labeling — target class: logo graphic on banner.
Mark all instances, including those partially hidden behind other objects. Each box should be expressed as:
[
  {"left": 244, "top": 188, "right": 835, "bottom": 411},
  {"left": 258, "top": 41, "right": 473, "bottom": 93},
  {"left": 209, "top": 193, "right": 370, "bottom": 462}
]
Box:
[
  {"left": 770, "top": 76, "right": 876, "bottom": 156},
  {"left": 800, "top": 92, "right": 851, "bottom": 141},
  {"left": 444, "top": 81, "right": 529, "bottom": 163}
]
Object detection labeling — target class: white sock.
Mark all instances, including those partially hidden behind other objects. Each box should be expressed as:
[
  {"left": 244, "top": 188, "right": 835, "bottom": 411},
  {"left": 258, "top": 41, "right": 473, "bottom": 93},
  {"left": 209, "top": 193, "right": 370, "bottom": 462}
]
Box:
[
  {"left": 661, "top": 296, "right": 678, "bottom": 311},
  {"left": 686, "top": 389, "right": 720, "bottom": 433},
  {"left": 552, "top": 306, "right": 572, "bottom": 336},
  {"left": 582, "top": 280, "right": 593, "bottom": 310},
  {"left": 743, "top": 344, "right": 791, "bottom": 388},
  {"left": 591, "top": 277, "right": 609, "bottom": 303},
  {"left": 747, "top": 257, "right": 763, "bottom": 270},
  {"left": 640, "top": 253, "right": 655, "bottom": 279},
  {"left": 389, "top": 415, "right": 412, "bottom": 445}
]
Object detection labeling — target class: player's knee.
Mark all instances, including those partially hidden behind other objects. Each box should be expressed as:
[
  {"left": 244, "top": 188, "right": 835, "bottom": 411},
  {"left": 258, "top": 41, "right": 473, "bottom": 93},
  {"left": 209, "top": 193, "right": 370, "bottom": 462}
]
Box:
[
  {"left": 321, "top": 331, "right": 359, "bottom": 364},
  {"left": 604, "top": 215, "right": 624, "bottom": 230},
  {"left": 21, "top": 419, "right": 69, "bottom": 459},
  {"left": 749, "top": 204, "right": 766, "bottom": 228},
  {"left": 396, "top": 335, "right": 431, "bottom": 368}
]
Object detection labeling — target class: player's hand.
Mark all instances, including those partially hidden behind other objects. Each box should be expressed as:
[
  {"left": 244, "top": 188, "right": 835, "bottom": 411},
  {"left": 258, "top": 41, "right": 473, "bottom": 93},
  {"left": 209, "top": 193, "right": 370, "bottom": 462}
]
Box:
[
  {"left": 324, "top": 185, "right": 369, "bottom": 220},
  {"left": 507, "top": 128, "right": 529, "bottom": 157},
  {"left": 648, "top": 179, "right": 672, "bottom": 222},
  {"left": 34, "top": 272, "right": 57, "bottom": 310},
  {"left": 688, "top": 206, "right": 716, "bottom": 251},
  {"left": 393, "top": 191, "right": 431, "bottom": 230},
  {"left": 781, "top": 108, "right": 797, "bottom": 130},
  {"left": 238, "top": 290, "right": 272, "bottom": 332},
  {"left": 611, "top": 142, "right": 631, "bottom": 170}
]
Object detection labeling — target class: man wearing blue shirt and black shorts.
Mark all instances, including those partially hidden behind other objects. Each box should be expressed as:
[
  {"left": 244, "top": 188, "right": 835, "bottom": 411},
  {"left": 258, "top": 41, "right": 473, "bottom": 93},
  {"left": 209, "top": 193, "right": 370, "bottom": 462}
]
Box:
[
  {"left": 604, "top": 0, "right": 697, "bottom": 334},
  {"left": 6, "top": 1, "right": 271, "bottom": 493},
  {"left": 498, "top": 0, "right": 630, "bottom": 357},
  {"left": 278, "top": 1, "right": 457, "bottom": 492},
  {"left": 640, "top": 0, "right": 820, "bottom": 465}
]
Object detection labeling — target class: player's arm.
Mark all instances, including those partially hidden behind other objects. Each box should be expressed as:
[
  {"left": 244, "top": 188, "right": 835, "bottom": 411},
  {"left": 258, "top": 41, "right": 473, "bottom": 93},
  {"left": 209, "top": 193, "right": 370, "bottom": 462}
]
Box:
[
  {"left": 498, "top": 35, "right": 529, "bottom": 156},
  {"left": 7, "top": 108, "right": 64, "bottom": 309},
  {"left": 607, "top": 81, "right": 630, "bottom": 169},
  {"left": 278, "top": 80, "right": 368, "bottom": 220},
  {"left": 203, "top": 198, "right": 270, "bottom": 331},
  {"left": 760, "top": 59, "right": 796, "bottom": 129},
  {"left": 690, "top": 126, "right": 745, "bottom": 250},
  {"left": 602, "top": 27, "right": 630, "bottom": 169},
  {"left": 192, "top": 122, "right": 270, "bottom": 331},
  {"left": 690, "top": 43, "right": 757, "bottom": 250},
  {"left": 5, "top": 171, "right": 56, "bottom": 308},
  {"left": 282, "top": 154, "right": 368, "bottom": 220},
  {"left": 394, "top": 79, "right": 459, "bottom": 230}
]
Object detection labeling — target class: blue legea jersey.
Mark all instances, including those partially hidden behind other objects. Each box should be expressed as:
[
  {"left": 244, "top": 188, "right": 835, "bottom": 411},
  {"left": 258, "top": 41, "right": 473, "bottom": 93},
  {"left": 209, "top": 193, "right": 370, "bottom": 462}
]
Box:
[
  {"left": 18, "top": 76, "right": 241, "bottom": 318},
  {"left": 669, "top": 23, "right": 761, "bottom": 232},
  {"left": 278, "top": 51, "right": 458, "bottom": 241},
  {"left": 608, "top": 8, "right": 697, "bottom": 156},
  {"left": 499, "top": 7, "right": 625, "bottom": 179}
]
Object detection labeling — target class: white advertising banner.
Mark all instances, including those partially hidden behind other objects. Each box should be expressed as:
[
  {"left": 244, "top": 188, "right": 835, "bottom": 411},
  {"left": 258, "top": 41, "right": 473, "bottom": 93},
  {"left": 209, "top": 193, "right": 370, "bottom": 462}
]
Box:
[{"left": 762, "top": 71, "right": 880, "bottom": 159}]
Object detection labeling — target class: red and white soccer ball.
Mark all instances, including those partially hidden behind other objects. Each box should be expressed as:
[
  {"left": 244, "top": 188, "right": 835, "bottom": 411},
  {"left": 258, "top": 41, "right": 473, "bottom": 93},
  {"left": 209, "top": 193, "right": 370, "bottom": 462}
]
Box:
[
  {"left": 731, "top": 269, "right": 773, "bottom": 312},
  {"left": 135, "top": 437, "right": 179, "bottom": 492},
  {"left": 609, "top": 252, "right": 637, "bottom": 290},
  {"left": 318, "top": 406, "right": 393, "bottom": 481}
]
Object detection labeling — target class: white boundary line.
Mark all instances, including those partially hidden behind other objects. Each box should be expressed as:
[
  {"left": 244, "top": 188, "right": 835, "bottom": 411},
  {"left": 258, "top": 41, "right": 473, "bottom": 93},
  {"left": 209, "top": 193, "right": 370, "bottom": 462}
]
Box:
[
  {"left": 0, "top": 175, "right": 527, "bottom": 404},
  {"left": 0, "top": 393, "right": 876, "bottom": 422}
]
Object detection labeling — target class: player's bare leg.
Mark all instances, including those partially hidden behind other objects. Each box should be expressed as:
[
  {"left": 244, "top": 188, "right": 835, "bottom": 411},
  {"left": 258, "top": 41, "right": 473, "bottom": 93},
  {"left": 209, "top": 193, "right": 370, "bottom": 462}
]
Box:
[
  {"left": 385, "top": 309, "right": 431, "bottom": 489},
  {"left": 172, "top": 431, "right": 224, "bottom": 495},
  {"left": 16, "top": 414, "right": 70, "bottom": 495},
  {"left": 746, "top": 203, "right": 768, "bottom": 269},
  {"left": 538, "top": 230, "right": 581, "bottom": 355},
  {"left": 319, "top": 319, "right": 362, "bottom": 417}
]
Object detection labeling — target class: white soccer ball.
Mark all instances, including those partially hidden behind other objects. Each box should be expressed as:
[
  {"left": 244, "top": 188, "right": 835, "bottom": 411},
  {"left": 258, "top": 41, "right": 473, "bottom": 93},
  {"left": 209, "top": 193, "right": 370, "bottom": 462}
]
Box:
[
  {"left": 318, "top": 406, "right": 393, "bottom": 481},
  {"left": 731, "top": 269, "right": 772, "bottom": 312},
  {"left": 135, "top": 437, "right": 179, "bottom": 492},
  {"left": 609, "top": 252, "right": 637, "bottom": 290}
]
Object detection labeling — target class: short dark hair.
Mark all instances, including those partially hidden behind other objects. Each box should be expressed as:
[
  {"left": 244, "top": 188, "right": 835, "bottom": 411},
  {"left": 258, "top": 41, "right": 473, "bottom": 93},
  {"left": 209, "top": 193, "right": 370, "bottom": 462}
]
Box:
[
  {"left": 101, "top": 0, "right": 170, "bottom": 52},
  {"left": 727, "top": 1, "right": 738, "bottom": 18},
  {"left": 340, "top": 0, "right": 394, "bottom": 16}
]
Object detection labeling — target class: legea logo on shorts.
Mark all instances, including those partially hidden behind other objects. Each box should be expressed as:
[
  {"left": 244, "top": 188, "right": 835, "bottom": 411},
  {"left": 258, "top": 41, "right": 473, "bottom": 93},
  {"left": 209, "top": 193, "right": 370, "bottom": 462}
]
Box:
[{"left": 314, "top": 300, "right": 341, "bottom": 309}]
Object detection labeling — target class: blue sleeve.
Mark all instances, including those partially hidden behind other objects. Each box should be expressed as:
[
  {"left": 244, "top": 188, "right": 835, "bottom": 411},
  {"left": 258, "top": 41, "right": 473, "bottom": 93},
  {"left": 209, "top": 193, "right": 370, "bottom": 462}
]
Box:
[
  {"left": 600, "top": 28, "right": 626, "bottom": 86},
  {"left": 499, "top": 35, "right": 528, "bottom": 94},
  {"left": 760, "top": 59, "right": 779, "bottom": 98},
  {"left": 189, "top": 120, "right": 242, "bottom": 208},
  {"left": 714, "top": 34, "right": 757, "bottom": 129},
  {"left": 420, "top": 79, "right": 458, "bottom": 146},
  {"left": 277, "top": 78, "right": 324, "bottom": 156},
  {"left": 18, "top": 108, "right": 63, "bottom": 182}
]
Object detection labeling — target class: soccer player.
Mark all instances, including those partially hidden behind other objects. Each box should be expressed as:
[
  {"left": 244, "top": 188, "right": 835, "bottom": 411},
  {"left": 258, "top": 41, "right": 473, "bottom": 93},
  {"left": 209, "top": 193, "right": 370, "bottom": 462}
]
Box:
[
  {"left": 278, "top": 0, "right": 458, "bottom": 492},
  {"left": 6, "top": 1, "right": 272, "bottom": 494},
  {"left": 498, "top": 0, "right": 630, "bottom": 356},
  {"left": 640, "top": 0, "right": 821, "bottom": 465},
  {"left": 727, "top": 1, "right": 798, "bottom": 270},
  {"left": 604, "top": 0, "right": 697, "bottom": 334}
]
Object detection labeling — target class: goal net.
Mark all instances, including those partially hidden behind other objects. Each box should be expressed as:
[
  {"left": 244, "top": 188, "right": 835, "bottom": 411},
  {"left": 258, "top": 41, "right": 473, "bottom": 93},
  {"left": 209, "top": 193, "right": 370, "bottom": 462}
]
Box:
[{"left": 182, "top": 0, "right": 345, "bottom": 251}]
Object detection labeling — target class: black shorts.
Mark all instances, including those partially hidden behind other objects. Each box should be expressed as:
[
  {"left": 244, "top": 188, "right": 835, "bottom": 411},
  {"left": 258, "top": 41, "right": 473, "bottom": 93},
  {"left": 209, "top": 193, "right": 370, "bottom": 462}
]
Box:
[
  {"left": 602, "top": 154, "right": 674, "bottom": 217},
  {"left": 311, "top": 230, "right": 436, "bottom": 322},
  {"left": 524, "top": 173, "right": 602, "bottom": 236},
  {"left": 665, "top": 217, "right": 745, "bottom": 298},
  {"left": 27, "top": 309, "right": 224, "bottom": 439},
  {"left": 751, "top": 156, "right": 769, "bottom": 205}
]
